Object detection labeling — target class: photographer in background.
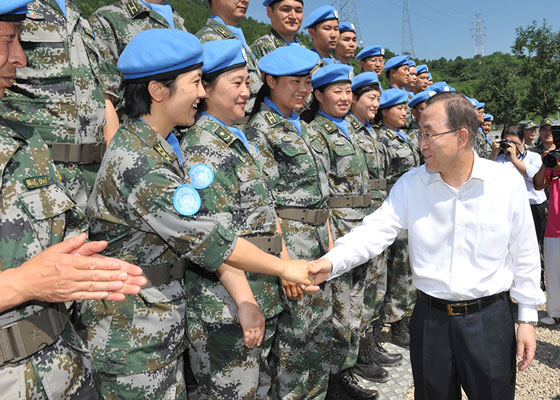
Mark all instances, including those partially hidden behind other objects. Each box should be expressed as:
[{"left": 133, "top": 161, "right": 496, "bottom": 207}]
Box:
[{"left": 533, "top": 120, "right": 560, "bottom": 326}]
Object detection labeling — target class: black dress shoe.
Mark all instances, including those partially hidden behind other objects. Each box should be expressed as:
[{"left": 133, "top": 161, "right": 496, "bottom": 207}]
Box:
[
  {"left": 339, "top": 369, "right": 380, "bottom": 399},
  {"left": 371, "top": 340, "right": 403, "bottom": 366},
  {"left": 352, "top": 362, "right": 390, "bottom": 383},
  {"left": 391, "top": 317, "right": 410, "bottom": 348}
]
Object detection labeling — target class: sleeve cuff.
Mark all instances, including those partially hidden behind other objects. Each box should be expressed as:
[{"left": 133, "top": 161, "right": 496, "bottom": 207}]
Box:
[
  {"left": 189, "top": 224, "right": 237, "bottom": 273},
  {"left": 324, "top": 247, "right": 350, "bottom": 280},
  {"left": 518, "top": 304, "right": 538, "bottom": 322}
]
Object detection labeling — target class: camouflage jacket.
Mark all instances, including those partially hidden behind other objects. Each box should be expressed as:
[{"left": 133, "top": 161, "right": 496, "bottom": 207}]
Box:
[
  {"left": 474, "top": 128, "right": 492, "bottom": 159},
  {"left": 376, "top": 125, "right": 422, "bottom": 186},
  {"left": 250, "top": 29, "right": 289, "bottom": 60},
  {"left": 196, "top": 18, "right": 262, "bottom": 114},
  {"left": 0, "top": 0, "right": 105, "bottom": 145},
  {"left": 0, "top": 116, "right": 94, "bottom": 398},
  {"left": 89, "top": 0, "right": 186, "bottom": 101},
  {"left": 307, "top": 113, "right": 372, "bottom": 237},
  {"left": 245, "top": 103, "right": 330, "bottom": 209},
  {"left": 80, "top": 118, "right": 237, "bottom": 375},
  {"left": 346, "top": 113, "right": 390, "bottom": 209},
  {"left": 180, "top": 113, "right": 283, "bottom": 323}
]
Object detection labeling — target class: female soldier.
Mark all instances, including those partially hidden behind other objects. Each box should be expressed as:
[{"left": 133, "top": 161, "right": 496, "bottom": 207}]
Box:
[
  {"left": 245, "top": 45, "right": 333, "bottom": 399},
  {"left": 79, "top": 30, "right": 312, "bottom": 399},
  {"left": 347, "top": 73, "right": 403, "bottom": 380},
  {"left": 305, "top": 64, "right": 380, "bottom": 399},
  {"left": 179, "top": 39, "right": 284, "bottom": 399},
  {"left": 374, "top": 88, "right": 422, "bottom": 348}
]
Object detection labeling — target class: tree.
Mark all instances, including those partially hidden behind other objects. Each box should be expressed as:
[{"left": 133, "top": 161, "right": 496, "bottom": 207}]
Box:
[{"left": 512, "top": 20, "right": 560, "bottom": 118}]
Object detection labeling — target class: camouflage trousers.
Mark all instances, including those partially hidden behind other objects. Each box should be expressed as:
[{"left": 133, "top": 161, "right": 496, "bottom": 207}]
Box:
[
  {"left": 0, "top": 325, "right": 97, "bottom": 399},
  {"left": 55, "top": 162, "right": 100, "bottom": 210},
  {"left": 330, "top": 262, "right": 370, "bottom": 374},
  {"left": 271, "top": 219, "right": 333, "bottom": 400},
  {"left": 361, "top": 251, "right": 387, "bottom": 332},
  {"left": 381, "top": 231, "right": 416, "bottom": 323},
  {"left": 186, "top": 316, "right": 278, "bottom": 399},
  {"left": 96, "top": 357, "right": 186, "bottom": 400}
]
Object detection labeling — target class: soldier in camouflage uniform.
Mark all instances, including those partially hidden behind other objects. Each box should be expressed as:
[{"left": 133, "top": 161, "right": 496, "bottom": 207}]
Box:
[
  {"left": 532, "top": 118, "right": 556, "bottom": 155},
  {"left": 179, "top": 40, "right": 283, "bottom": 399},
  {"left": 250, "top": 0, "right": 304, "bottom": 60},
  {"left": 77, "top": 31, "right": 311, "bottom": 400},
  {"left": 306, "top": 64, "right": 380, "bottom": 398},
  {"left": 0, "top": 0, "right": 109, "bottom": 209},
  {"left": 375, "top": 88, "right": 422, "bottom": 348},
  {"left": 195, "top": 0, "right": 262, "bottom": 115},
  {"left": 245, "top": 46, "right": 333, "bottom": 399},
  {"left": 348, "top": 73, "right": 404, "bottom": 380},
  {"left": 89, "top": 0, "right": 186, "bottom": 113},
  {"left": 0, "top": 3, "right": 146, "bottom": 398}
]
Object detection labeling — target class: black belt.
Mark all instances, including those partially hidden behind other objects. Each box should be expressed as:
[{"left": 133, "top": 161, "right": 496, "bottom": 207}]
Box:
[
  {"left": 142, "top": 260, "right": 186, "bottom": 288},
  {"left": 276, "top": 207, "right": 329, "bottom": 226},
  {"left": 0, "top": 304, "right": 69, "bottom": 367},
  {"left": 417, "top": 290, "right": 508, "bottom": 316},
  {"left": 245, "top": 234, "right": 283, "bottom": 254},
  {"left": 47, "top": 142, "right": 105, "bottom": 164}
]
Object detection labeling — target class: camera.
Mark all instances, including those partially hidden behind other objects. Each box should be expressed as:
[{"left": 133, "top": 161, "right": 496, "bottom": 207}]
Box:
[
  {"left": 542, "top": 123, "right": 560, "bottom": 168},
  {"left": 499, "top": 139, "right": 512, "bottom": 151}
]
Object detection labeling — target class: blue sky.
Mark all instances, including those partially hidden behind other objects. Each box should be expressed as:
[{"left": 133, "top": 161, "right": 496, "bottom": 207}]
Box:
[{"left": 246, "top": 0, "right": 560, "bottom": 61}]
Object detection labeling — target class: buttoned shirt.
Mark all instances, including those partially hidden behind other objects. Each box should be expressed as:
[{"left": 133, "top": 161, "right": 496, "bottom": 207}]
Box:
[
  {"left": 496, "top": 151, "right": 547, "bottom": 205},
  {"left": 325, "top": 153, "right": 545, "bottom": 321}
]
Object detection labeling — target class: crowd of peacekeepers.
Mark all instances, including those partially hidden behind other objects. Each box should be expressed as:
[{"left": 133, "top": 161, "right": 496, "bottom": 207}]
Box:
[{"left": 1, "top": 0, "right": 556, "bottom": 399}]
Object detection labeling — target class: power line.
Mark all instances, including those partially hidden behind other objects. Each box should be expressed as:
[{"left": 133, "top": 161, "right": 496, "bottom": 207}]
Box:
[
  {"left": 401, "top": 0, "right": 415, "bottom": 57},
  {"left": 471, "top": 13, "right": 486, "bottom": 56}
]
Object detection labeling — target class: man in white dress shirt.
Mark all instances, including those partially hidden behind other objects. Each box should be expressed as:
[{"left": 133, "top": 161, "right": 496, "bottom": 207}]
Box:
[{"left": 308, "top": 92, "right": 545, "bottom": 399}]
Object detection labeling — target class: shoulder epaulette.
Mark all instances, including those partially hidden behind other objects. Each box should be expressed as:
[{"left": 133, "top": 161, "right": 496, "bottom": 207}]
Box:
[
  {"left": 384, "top": 129, "right": 395, "bottom": 140},
  {"left": 264, "top": 111, "right": 281, "bottom": 126},
  {"left": 273, "top": 36, "right": 282, "bottom": 48},
  {"left": 126, "top": 0, "right": 142, "bottom": 17},
  {"left": 214, "top": 126, "right": 235, "bottom": 146},
  {"left": 153, "top": 142, "right": 173, "bottom": 164},
  {"left": 215, "top": 26, "right": 231, "bottom": 39},
  {"left": 321, "top": 120, "right": 337, "bottom": 134},
  {"left": 350, "top": 119, "right": 361, "bottom": 131}
]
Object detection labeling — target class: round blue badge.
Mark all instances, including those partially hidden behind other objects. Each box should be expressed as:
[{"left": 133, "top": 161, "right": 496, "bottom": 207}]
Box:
[
  {"left": 189, "top": 164, "right": 214, "bottom": 190},
  {"left": 173, "top": 184, "right": 201, "bottom": 216}
]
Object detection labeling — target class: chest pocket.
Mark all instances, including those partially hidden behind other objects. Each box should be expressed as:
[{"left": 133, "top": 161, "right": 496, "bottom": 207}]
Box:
[
  {"left": 330, "top": 139, "right": 360, "bottom": 178},
  {"left": 276, "top": 138, "right": 319, "bottom": 182},
  {"left": 394, "top": 142, "right": 418, "bottom": 170},
  {"left": 356, "top": 137, "right": 381, "bottom": 174},
  {"left": 234, "top": 156, "right": 268, "bottom": 209},
  {"left": 18, "top": 184, "right": 75, "bottom": 249}
]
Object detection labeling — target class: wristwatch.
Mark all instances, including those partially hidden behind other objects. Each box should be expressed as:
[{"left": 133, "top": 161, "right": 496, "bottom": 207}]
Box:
[{"left": 518, "top": 320, "right": 538, "bottom": 327}]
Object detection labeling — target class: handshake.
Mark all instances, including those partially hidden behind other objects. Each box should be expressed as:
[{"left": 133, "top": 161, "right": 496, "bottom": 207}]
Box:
[{"left": 278, "top": 258, "right": 335, "bottom": 297}]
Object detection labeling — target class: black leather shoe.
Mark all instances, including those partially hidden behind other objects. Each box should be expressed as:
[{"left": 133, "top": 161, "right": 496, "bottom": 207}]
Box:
[
  {"left": 371, "top": 340, "right": 403, "bottom": 366},
  {"left": 352, "top": 361, "right": 390, "bottom": 383},
  {"left": 339, "top": 369, "right": 380, "bottom": 399},
  {"left": 391, "top": 317, "right": 410, "bottom": 348}
]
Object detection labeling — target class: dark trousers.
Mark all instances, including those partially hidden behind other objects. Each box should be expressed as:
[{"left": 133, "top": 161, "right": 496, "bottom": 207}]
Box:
[
  {"left": 409, "top": 292, "right": 516, "bottom": 400},
  {"left": 531, "top": 201, "right": 548, "bottom": 285}
]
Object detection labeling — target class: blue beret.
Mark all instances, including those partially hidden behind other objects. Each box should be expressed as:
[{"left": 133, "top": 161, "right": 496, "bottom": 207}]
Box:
[
  {"left": 427, "top": 81, "right": 455, "bottom": 93},
  {"left": 416, "top": 64, "right": 428, "bottom": 75},
  {"left": 0, "top": 0, "right": 32, "bottom": 19},
  {"left": 351, "top": 72, "right": 381, "bottom": 92},
  {"left": 408, "top": 90, "right": 437, "bottom": 109},
  {"left": 118, "top": 29, "right": 203, "bottom": 83},
  {"left": 202, "top": 39, "right": 246, "bottom": 79},
  {"left": 477, "top": 102, "right": 485, "bottom": 109},
  {"left": 312, "top": 64, "right": 352, "bottom": 90},
  {"left": 339, "top": 22, "right": 356, "bottom": 34},
  {"left": 408, "top": 59, "right": 416, "bottom": 68},
  {"left": 304, "top": 5, "right": 338, "bottom": 29},
  {"left": 384, "top": 55, "right": 409, "bottom": 71},
  {"left": 356, "top": 45, "right": 385, "bottom": 61},
  {"left": 484, "top": 114, "right": 494, "bottom": 122},
  {"left": 427, "top": 73, "right": 433, "bottom": 80},
  {"left": 259, "top": 46, "right": 319, "bottom": 77},
  {"left": 466, "top": 97, "right": 478, "bottom": 107},
  {"left": 263, "top": 0, "right": 303, "bottom": 6},
  {"left": 379, "top": 88, "right": 409, "bottom": 110}
]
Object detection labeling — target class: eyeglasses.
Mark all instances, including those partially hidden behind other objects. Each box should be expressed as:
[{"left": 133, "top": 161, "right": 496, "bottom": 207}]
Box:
[{"left": 417, "top": 129, "right": 458, "bottom": 143}]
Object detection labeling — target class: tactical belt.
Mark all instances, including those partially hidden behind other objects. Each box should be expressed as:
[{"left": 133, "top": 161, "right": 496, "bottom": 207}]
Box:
[
  {"left": 369, "top": 178, "right": 387, "bottom": 191},
  {"left": 142, "top": 259, "right": 186, "bottom": 288},
  {"left": 47, "top": 142, "right": 105, "bottom": 164},
  {"left": 245, "top": 234, "right": 283, "bottom": 254},
  {"left": 327, "top": 194, "right": 372, "bottom": 208},
  {"left": 276, "top": 207, "right": 329, "bottom": 226},
  {"left": 417, "top": 290, "right": 508, "bottom": 316},
  {"left": 0, "top": 304, "right": 69, "bottom": 367}
]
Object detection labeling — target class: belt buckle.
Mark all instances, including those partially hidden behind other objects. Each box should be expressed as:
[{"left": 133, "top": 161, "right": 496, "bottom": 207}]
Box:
[{"left": 447, "top": 302, "right": 468, "bottom": 316}]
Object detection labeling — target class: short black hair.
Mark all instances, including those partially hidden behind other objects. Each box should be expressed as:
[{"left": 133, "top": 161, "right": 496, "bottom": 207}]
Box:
[
  {"left": 123, "top": 78, "right": 177, "bottom": 118},
  {"left": 353, "top": 83, "right": 381, "bottom": 100},
  {"left": 501, "top": 124, "right": 524, "bottom": 141}
]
